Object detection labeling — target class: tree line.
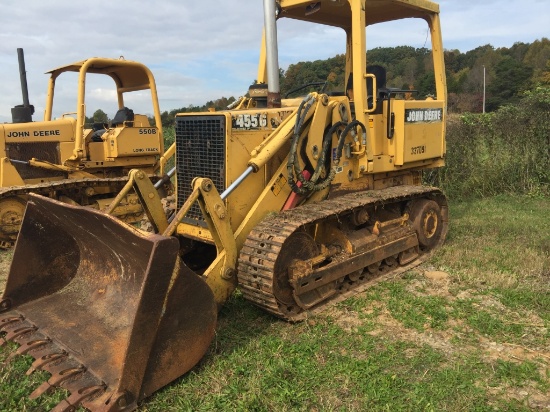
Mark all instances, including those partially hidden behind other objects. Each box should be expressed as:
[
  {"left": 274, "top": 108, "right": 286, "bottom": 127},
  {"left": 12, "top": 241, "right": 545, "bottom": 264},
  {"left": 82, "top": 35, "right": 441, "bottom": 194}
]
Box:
[
  {"left": 88, "top": 38, "right": 549, "bottom": 127},
  {"left": 279, "top": 38, "right": 549, "bottom": 114}
]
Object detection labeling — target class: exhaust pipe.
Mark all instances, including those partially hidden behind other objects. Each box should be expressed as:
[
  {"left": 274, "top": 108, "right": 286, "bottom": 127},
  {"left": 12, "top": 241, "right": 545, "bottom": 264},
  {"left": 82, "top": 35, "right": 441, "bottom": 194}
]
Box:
[
  {"left": 11, "top": 48, "right": 35, "bottom": 123},
  {"left": 263, "top": 0, "right": 281, "bottom": 108}
]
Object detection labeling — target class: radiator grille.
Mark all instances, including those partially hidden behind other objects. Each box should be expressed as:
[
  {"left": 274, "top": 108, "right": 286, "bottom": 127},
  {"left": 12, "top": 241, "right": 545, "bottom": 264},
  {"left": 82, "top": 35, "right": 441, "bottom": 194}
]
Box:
[
  {"left": 6, "top": 142, "right": 65, "bottom": 180},
  {"left": 175, "top": 115, "right": 226, "bottom": 222}
]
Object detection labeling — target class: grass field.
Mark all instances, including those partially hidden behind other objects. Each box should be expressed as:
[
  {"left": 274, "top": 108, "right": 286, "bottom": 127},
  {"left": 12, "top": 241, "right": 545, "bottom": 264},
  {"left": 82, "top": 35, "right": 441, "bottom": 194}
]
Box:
[{"left": 1, "top": 194, "right": 549, "bottom": 411}]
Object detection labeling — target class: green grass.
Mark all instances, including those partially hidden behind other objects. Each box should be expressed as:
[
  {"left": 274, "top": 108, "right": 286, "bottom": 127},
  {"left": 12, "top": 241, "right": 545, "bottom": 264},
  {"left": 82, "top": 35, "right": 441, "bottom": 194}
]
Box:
[
  {"left": 0, "top": 345, "right": 70, "bottom": 411},
  {"left": 494, "top": 360, "right": 546, "bottom": 388},
  {"left": 384, "top": 281, "right": 450, "bottom": 331},
  {"left": 431, "top": 194, "right": 550, "bottom": 287},
  {"left": 1, "top": 195, "right": 549, "bottom": 411}
]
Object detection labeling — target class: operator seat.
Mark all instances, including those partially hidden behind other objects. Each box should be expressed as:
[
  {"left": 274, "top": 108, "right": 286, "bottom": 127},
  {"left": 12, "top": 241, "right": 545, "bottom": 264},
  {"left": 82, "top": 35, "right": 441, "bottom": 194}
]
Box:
[
  {"left": 90, "top": 122, "right": 106, "bottom": 142},
  {"left": 111, "top": 107, "right": 134, "bottom": 127},
  {"left": 345, "top": 66, "right": 388, "bottom": 115},
  {"left": 90, "top": 107, "right": 135, "bottom": 142},
  {"left": 366, "top": 65, "right": 387, "bottom": 114}
]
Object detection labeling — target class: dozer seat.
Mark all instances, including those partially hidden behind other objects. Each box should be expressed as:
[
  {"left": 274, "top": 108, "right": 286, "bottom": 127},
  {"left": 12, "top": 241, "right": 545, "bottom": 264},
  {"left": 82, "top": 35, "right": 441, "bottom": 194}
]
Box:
[
  {"left": 111, "top": 107, "right": 134, "bottom": 127},
  {"left": 90, "top": 122, "right": 107, "bottom": 142},
  {"left": 366, "top": 64, "right": 388, "bottom": 114}
]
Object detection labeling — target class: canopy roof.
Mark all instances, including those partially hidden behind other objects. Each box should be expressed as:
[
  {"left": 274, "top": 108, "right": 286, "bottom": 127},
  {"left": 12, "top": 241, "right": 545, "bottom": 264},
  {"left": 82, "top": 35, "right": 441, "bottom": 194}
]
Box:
[
  {"left": 46, "top": 57, "right": 154, "bottom": 92},
  {"left": 279, "top": 0, "right": 439, "bottom": 29}
]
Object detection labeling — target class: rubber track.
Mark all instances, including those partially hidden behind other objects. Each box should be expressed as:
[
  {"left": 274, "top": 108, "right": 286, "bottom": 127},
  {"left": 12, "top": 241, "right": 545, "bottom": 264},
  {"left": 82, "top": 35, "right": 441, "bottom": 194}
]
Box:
[{"left": 237, "top": 185, "right": 448, "bottom": 321}]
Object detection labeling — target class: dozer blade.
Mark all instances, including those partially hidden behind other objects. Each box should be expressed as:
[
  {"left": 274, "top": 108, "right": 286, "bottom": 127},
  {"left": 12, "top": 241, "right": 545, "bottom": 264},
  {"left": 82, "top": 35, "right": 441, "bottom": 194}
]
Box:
[{"left": 0, "top": 194, "right": 217, "bottom": 411}]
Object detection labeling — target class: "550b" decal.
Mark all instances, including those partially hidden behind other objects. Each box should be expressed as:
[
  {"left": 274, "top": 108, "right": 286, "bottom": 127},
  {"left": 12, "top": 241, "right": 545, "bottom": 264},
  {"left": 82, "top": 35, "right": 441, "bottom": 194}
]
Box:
[{"left": 139, "top": 128, "right": 157, "bottom": 135}]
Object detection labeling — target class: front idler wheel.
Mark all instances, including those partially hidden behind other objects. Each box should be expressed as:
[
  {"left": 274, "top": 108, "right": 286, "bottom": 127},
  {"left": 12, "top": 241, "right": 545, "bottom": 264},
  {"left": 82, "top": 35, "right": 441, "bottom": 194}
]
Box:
[{"left": 409, "top": 199, "right": 443, "bottom": 251}]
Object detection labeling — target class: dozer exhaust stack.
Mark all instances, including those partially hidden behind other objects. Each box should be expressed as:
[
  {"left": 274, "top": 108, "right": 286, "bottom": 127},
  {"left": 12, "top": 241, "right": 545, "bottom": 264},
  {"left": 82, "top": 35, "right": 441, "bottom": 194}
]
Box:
[
  {"left": 0, "top": 194, "right": 217, "bottom": 411},
  {"left": 11, "top": 48, "right": 35, "bottom": 123}
]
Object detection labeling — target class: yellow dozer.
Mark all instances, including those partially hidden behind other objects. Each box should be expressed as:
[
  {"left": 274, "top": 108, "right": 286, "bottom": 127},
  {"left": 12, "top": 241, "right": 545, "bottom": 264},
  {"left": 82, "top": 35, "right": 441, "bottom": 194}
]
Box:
[
  {"left": 0, "top": 52, "right": 174, "bottom": 247},
  {"left": 1, "top": 0, "right": 449, "bottom": 410}
]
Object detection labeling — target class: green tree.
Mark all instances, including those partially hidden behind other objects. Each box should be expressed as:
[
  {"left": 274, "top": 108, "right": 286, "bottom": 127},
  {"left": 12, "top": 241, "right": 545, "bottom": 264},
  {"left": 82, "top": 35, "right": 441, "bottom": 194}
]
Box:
[
  {"left": 486, "top": 57, "right": 533, "bottom": 111},
  {"left": 541, "top": 60, "right": 550, "bottom": 85},
  {"left": 92, "top": 109, "right": 109, "bottom": 124},
  {"left": 281, "top": 55, "right": 346, "bottom": 96},
  {"left": 523, "top": 38, "right": 550, "bottom": 83},
  {"left": 503, "top": 41, "right": 530, "bottom": 62},
  {"left": 416, "top": 71, "right": 436, "bottom": 97}
]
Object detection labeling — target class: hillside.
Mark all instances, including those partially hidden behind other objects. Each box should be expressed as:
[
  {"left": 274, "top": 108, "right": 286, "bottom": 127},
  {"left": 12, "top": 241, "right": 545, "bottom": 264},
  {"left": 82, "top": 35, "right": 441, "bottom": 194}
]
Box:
[{"left": 151, "top": 38, "right": 549, "bottom": 128}]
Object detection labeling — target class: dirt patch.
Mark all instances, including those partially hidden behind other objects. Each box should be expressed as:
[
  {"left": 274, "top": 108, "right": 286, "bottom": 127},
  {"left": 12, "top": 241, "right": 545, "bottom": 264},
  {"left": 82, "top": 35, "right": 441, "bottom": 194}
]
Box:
[
  {"left": 329, "top": 271, "right": 550, "bottom": 409},
  {"left": 329, "top": 308, "right": 364, "bottom": 333},
  {"left": 405, "top": 271, "right": 455, "bottom": 299},
  {"left": 0, "top": 249, "right": 13, "bottom": 293}
]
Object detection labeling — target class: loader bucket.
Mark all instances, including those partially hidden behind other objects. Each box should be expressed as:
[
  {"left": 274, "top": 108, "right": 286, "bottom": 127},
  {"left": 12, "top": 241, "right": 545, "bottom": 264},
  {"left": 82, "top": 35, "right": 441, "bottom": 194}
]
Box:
[{"left": 0, "top": 194, "right": 217, "bottom": 411}]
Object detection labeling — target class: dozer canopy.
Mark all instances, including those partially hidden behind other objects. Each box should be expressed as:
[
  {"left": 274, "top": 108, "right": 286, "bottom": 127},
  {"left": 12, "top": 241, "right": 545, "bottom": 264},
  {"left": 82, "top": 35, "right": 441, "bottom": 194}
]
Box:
[
  {"left": 46, "top": 58, "right": 156, "bottom": 92},
  {"left": 0, "top": 194, "right": 217, "bottom": 411},
  {"left": 277, "top": 0, "right": 440, "bottom": 29}
]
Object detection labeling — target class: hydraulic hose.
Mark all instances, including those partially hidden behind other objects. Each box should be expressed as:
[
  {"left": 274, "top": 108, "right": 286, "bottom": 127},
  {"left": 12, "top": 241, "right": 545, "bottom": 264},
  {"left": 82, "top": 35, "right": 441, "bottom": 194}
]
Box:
[
  {"left": 287, "top": 94, "right": 317, "bottom": 194},
  {"left": 287, "top": 114, "right": 367, "bottom": 196},
  {"left": 334, "top": 120, "right": 367, "bottom": 166},
  {"left": 288, "top": 114, "right": 346, "bottom": 194},
  {"left": 295, "top": 121, "right": 345, "bottom": 194}
]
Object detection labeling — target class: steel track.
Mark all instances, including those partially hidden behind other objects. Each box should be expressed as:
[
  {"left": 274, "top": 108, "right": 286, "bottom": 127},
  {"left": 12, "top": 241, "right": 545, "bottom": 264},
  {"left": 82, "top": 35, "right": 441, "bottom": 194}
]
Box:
[
  {"left": 238, "top": 185, "right": 448, "bottom": 321},
  {"left": 0, "top": 175, "right": 162, "bottom": 246}
]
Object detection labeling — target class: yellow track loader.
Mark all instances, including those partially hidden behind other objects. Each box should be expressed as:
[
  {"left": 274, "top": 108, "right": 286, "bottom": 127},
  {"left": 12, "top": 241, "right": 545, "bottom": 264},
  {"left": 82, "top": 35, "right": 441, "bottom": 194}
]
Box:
[
  {"left": 1, "top": 0, "right": 449, "bottom": 410},
  {"left": 0, "top": 52, "right": 173, "bottom": 247}
]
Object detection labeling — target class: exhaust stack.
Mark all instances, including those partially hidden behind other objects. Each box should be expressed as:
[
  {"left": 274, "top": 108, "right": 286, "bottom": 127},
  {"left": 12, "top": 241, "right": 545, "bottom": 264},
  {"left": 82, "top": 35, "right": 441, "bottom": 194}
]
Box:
[
  {"left": 263, "top": 0, "right": 281, "bottom": 108},
  {"left": 11, "top": 48, "right": 35, "bottom": 123}
]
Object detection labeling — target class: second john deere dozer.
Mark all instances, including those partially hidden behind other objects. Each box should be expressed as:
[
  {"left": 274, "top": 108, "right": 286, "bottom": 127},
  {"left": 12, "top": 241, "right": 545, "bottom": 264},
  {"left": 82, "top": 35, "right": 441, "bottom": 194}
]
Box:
[
  {"left": 1, "top": 0, "right": 449, "bottom": 410},
  {"left": 0, "top": 53, "right": 175, "bottom": 248}
]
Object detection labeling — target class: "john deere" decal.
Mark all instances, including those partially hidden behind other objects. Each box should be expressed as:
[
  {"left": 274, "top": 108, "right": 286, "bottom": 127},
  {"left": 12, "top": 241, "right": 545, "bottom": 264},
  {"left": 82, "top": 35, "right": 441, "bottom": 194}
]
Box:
[{"left": 405, "top": 108, "right": 443, "bottom": 123}]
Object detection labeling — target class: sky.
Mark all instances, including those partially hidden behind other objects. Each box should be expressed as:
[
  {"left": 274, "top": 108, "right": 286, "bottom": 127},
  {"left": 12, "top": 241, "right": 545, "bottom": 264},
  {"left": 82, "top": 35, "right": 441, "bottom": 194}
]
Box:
[{"left": 0, "top": 0, "right": 548, "bottom": 123}]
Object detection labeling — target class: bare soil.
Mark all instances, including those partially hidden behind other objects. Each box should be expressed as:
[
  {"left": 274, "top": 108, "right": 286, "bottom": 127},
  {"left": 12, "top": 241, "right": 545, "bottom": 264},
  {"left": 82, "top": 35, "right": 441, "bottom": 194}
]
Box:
[
  {"left": 330, "top": 269, "right": 550, "bottom": 410},
  {"left": 0, "top": 249, "right": 12, "bottom": 292}
]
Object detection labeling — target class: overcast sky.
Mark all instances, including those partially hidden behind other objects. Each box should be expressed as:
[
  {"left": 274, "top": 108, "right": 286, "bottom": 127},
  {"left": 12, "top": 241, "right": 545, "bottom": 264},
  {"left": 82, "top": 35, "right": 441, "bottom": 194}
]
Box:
[{"left": 1, "top": 0, "right": 548, "bottom": 123}]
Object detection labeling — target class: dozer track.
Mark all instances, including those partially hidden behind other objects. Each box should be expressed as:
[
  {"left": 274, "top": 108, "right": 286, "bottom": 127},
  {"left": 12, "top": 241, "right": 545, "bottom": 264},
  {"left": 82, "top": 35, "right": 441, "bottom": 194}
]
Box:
[
  {"left": 0, "top": 175, "right": 164, "bottom": 247},
  {"left": 238, "top": 185, "right": 448, "bottom": 321},
  {"left": 0, "top": 176, "right": 131, "bottom": 198}
]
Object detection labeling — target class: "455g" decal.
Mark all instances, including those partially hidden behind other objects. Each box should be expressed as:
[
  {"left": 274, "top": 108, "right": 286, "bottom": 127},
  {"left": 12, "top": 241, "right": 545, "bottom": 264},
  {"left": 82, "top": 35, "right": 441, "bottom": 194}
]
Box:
[{"left": 232, "top": 113, "right": 268, "bottom": 130}]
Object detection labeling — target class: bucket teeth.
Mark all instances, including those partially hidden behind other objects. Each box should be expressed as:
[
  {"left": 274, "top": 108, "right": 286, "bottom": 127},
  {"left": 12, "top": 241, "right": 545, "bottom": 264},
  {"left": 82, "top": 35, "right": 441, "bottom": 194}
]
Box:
[
  {"left": 80, "top": 390, "right": 136, "bottom": 412},
  {"left": 29, "top": 358, "right": 83, "bottom": 399},
  {"left": 0, "top": 315, "right": 24, "bottom": 330},
  {"left": 2, "top": 313, "right": 109, "bottom": 411},
  {"left": 27, "top": 350, "right": 68, "bottom": 375},
  {"left": 0, "top": 314, "right": 29, "bottom": 346},
  {"left": 3, "top": 325, "right": 37, "bottom": 343},
  {"left": 5, "top": 337, "right": 50, "bottom": 362},
  {"left": 51, "top": 383, "right": 106, "bottom": 412}
]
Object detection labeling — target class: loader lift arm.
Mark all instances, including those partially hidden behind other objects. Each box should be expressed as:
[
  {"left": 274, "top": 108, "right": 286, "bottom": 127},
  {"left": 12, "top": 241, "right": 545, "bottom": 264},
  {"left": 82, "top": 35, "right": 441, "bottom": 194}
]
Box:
[{"left": 106, "top": 167, "right": 239, "bottom": 296}]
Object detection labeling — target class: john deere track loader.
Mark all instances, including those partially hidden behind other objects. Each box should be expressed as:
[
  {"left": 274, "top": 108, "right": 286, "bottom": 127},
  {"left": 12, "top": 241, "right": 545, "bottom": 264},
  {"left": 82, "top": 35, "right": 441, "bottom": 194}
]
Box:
[
  {"left": 0, "top": 53, "right": 173, "bottom": 247},
  {"left": 1, "top": 0, "right": 448, "bottom": 410}
]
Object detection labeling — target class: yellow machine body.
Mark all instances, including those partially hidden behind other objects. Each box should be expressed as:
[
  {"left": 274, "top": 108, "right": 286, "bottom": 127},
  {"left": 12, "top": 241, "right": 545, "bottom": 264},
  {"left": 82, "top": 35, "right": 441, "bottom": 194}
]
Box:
[
  {"left": 0, "top": 58, "right": 168, "bottom": 245},
  {"left": 1, "top": 1, "right": 449, "bottom": 410}
]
